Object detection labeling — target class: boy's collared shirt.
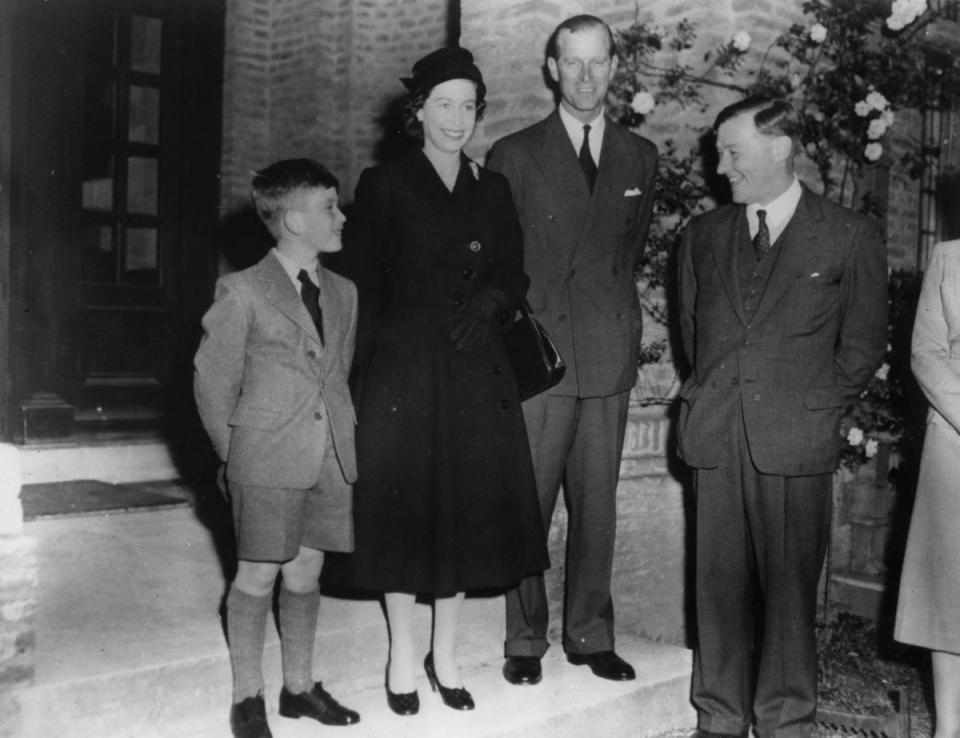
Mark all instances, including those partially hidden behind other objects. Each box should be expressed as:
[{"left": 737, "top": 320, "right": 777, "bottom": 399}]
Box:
[{"left": 273, "top": 246, "right": 320, "bottom": 289}]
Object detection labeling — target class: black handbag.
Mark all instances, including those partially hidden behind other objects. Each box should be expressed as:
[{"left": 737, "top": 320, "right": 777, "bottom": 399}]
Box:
[{"left": 501, "top": 298, "right": 565, "bottom": 400}]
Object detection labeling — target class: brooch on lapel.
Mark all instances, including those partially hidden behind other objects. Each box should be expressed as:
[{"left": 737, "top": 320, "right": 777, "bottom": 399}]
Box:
[{"left": 468, "top": 160, "right": 480, "bottom": 181}]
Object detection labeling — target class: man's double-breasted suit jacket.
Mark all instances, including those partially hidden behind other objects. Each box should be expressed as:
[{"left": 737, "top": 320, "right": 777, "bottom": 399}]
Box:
[
  {"left": 676, "top": 187, "right": 888, "bottom": 476},
  {"left": 194, "top": 251, "right": 358, "bottom": 492},
  {"left": 487, "top": 111, "right": 658, "bottom": 397}
]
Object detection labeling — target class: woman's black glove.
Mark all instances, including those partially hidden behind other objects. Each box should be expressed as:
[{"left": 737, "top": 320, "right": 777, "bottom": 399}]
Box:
[{"left": 448, "top": 287, "right": 509, "bottom": 351}]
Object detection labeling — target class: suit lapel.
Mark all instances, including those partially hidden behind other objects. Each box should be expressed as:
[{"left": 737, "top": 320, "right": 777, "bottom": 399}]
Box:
[
  {"left": 710, "top": 206, "right": 750, "bottom": 325},
  {"left": 534, "top": 112, "right": 592, "bottom": 244},
  {"left": 749, "top": 189, "right": 825, "bottom": 326},
  {"left": 257, "top": 252, "right": 323, "bottom": 346}
]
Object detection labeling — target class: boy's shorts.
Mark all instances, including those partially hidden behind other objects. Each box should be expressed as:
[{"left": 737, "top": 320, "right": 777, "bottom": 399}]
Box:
[{"left": 228, "top": 482, "right": 333, "bottom": 562}]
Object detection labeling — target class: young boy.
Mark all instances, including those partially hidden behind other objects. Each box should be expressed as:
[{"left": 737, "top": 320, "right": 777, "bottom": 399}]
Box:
[{"left": 194, "top": 159, "right": 360, "bottom": 738}]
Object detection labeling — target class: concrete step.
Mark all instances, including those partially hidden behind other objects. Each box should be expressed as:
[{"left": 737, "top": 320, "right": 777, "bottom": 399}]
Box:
[
  {"left": 18, "top": 504, "right": 696, "bottom": 738},
  {"left": 181, "top": 636, "right": 694, "bottom": 738}
]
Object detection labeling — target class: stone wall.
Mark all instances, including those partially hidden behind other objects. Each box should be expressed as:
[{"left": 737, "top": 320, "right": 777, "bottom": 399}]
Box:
[{"left": 0, "top": 445, "right": 35, "bottom": 738}]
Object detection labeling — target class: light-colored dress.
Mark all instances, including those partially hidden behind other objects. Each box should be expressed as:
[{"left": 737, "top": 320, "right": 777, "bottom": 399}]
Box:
[{"left": 895, "top": 239, "right": 960, "bottom": 654}]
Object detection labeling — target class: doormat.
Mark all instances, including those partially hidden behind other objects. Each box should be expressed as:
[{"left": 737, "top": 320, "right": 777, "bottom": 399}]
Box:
[{"left": 21, "top": 479, "right": 190, "bottom": 521}]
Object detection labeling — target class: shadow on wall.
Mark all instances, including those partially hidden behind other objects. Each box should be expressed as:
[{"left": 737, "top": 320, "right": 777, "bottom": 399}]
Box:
[{"left": 220, "top": 205, "right": 274, "bottom": 273}]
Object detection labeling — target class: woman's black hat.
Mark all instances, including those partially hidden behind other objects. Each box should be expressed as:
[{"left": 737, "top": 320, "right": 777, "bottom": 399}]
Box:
[{"left": 400, "top": 47, "right": 486, "bottom": 100}]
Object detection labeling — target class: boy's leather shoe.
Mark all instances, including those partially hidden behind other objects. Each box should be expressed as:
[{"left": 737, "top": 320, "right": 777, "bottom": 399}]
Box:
[
  {"left": 230, "top": 695, "right": 272, "bottom": 738},
  {"left": 279, "top": 682, "right": 360, "bottom": 725},
  {"left": 502, "top": 655, "right": 543, "bottom": 685},
  {"left": 566, "top": 650, "right": 636, "bottom": 681}
]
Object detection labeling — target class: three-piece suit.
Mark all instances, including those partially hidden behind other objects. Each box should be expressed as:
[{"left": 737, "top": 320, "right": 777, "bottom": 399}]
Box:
[
  {"left": 676, "top": 187, "right": 887, "bottom": 737},
  {"left": 487, "top": 110, "right": 658, "bottom": 656}
]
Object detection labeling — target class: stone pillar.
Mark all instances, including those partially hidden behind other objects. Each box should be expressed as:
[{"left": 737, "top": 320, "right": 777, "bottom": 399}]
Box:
[{"left": 0, "top": 444, "right": 37, "bottom": 738}]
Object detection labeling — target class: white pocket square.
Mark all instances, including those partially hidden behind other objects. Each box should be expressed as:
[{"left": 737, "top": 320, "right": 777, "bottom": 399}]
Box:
[
  {"left": 624, "top": 187, "right": 642, "bottom": 196},
  {"left": 809, "top": 272, "right": 821, "bottom": 278}
]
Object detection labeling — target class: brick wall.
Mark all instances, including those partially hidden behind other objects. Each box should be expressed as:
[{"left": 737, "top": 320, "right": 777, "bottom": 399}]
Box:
[{"left": 220, "top": 0, "right": 449, "bottom": 212}]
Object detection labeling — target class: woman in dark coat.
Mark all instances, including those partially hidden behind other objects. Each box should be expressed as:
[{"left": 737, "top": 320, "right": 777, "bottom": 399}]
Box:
[{"left": 323, "top": 47, "right": 548, "bottom": 715}]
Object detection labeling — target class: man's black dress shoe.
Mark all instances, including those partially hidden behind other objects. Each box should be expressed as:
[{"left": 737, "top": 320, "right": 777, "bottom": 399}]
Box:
[
  {"left": 424, "top": 653, "right": 475, "bottom": 710},
  {"left": 502, "top": 655, "right": 543, "bottom": 685},
  {"left": 230, "top": 695, "right": 272, "bottom": 738},
  {"left": 278, "top": 682, "right": 360, "bottom": 725},
  {"left": 566, "top": 650, "right": 636, "bottom": 681}
]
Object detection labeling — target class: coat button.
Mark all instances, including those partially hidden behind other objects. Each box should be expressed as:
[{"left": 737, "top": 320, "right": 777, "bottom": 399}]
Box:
[
  {"left": 454, "top": 295, "right": 465, "bottom": 306},
  {"left": 469, "top": 240, "right": 481, "bottom": 253},
  {"left": 612, "top": 266, "right": 619, "bottom": 276},
  {"left": 307, "top": 350, "right": 316, "bottom": 359},
  {"left": 314, "top": 411, "right": 322, "bottom": 420},
  {"left": 493, "top": 364, "right": 503, "bottom": 375},
  {"left": 754, "top": 394, "right": 761, "bottom": 402},
  {"left": 499, "top": 399, "right": 510, "bottom": 410},
  {"left": 558, "top": 313, "right": 567, "bottom": 321},
  {"left": 462, "top": 268, "right": 474, "bottom": 280}
]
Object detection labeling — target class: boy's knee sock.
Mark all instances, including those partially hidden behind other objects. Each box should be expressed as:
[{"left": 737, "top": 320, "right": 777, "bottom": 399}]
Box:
[
  {"left": 278, "top": 584, "right": 320, "bottom": 694},
  {"left": 226, "top": 584, "right": 272, "bottom": 702}
]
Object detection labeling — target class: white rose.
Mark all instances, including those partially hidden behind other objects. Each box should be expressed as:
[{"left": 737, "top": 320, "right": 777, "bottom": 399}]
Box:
[
  {"left": 809, "top": 23, "right": 827, "bottom": 43},
  {"left": 875, "top": 362, "right": 890, "bottom": 381},
  {"left": 865, "top": 438, "right": 879, "bottom": 458},
  {"left": 732, "top": 31, "right": 752, "bottom": 52},
  {"left": 630, "top": 91, "right": 656, "bottom": 115},
  {"left": 867, "top": 118, "right": 888, "bottom": 140},
  {"left": 866, "top": 90, "right": 889, "bottom": 111},
  {"left": 855, "top": 100, "right": 872, "bottom": 117},
  {"left": 887, "top": 0, "right": 927, "bottom": 30},
  {"left": 865, "top": 142, "right": 883, "bottom": 161},
  {"left": 847, "top": 427, "right": 865, "bottom": 446}
]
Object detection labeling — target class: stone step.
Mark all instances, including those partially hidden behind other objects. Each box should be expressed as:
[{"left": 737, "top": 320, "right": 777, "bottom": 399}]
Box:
[
  {"left": 181, "top": 636, "right": 694, "bottom": 738},
  {"left": 18, "top": 505, "right": 696, "bottom": 738}
]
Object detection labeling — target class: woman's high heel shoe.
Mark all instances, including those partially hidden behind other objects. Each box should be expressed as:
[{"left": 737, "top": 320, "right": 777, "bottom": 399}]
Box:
[
  {"left": 424, "top": 653, "right": 475, "bottom": 711},
  {"left": 385, "top": 665, "right": 419, "bottom": 715}
]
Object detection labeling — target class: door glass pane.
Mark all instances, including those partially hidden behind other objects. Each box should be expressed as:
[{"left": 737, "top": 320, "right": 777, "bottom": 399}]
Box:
[
  {"left": 129, "top": 85, "right": 160, "bottom": 144},
  {"left": 125, "top": 228, "right": 159, "bottom": 283},
  {"left": 127, "top": 157, "right": 158, "bottom": 214},
  {"left": 81, "top": 224, "right": 116, "bottom": 283},
  {"left": 82, "top": 149, "right": 114, "bottom": 211},
  {"left": 130, "top": 15, "right": 162, "bottom": 74}
]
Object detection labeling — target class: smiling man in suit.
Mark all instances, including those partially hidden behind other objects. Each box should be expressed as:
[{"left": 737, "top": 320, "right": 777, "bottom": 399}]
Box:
[
  {"left": 677, "top": 97, "right": 887, "bottom": 738},
  {"left": 194, "top": 159, "right": 360, "bottom": 738},
  {"left": 487, "top": 14, "right": 658, "bottom": 685}
]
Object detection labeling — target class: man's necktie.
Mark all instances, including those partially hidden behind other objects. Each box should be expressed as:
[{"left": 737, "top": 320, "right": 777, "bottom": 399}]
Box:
[
  {"left": 753, "top": 209, "right": 771, "bottom": 262},
  {"left": 578, "top": 124, "right": 597, "bottom": 193},
  {"left": 297, "top": 269, "right": 324, "bottom": 344}
]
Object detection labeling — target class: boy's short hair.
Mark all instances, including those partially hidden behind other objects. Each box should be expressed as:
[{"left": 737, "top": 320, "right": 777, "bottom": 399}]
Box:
[{"left": 250, "top": 159, "right": 339, "bottom": 238}]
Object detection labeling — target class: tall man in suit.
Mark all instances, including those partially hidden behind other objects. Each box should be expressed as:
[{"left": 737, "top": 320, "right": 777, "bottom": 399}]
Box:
[
  {"left": 195, "top": 159, "right": 360, "bottom": 738},
  {"left": 487, "top": 14, "right": 658, "bottom": 685},
  {"left": 677, "top": 97, "right": 887, "bottom": 738}
]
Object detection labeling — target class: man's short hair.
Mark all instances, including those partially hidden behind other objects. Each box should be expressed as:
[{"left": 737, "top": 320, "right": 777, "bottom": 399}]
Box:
[
  {"left": 546, "top": 14, "right": 616, "bottom": 60},
  {"left": 250, "top": 159, "right": 339, "bottom": 236},
  {"left": 713, "top": 96, "right": 801, "bottom": 141}
]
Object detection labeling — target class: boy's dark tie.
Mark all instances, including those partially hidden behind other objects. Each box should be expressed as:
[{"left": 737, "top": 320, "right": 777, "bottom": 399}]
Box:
[
  {"left": 753, "top": 209, "right": 771, "bottom": 261},
  {"left": 297, "top": 269, "right": 324, "bottom": 344},
  {"left": 578, "top": 124, "right": 597, "bottom": 192}
]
